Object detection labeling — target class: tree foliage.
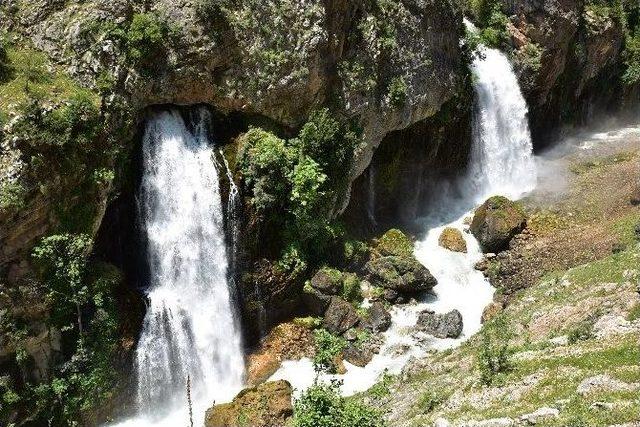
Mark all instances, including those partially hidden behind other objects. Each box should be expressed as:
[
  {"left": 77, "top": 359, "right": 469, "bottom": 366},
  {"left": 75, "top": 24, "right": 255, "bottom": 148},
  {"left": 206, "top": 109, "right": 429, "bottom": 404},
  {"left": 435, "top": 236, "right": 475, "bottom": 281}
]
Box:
[{"left": 293, "top": 380, "right": 385, "bottom": 427}]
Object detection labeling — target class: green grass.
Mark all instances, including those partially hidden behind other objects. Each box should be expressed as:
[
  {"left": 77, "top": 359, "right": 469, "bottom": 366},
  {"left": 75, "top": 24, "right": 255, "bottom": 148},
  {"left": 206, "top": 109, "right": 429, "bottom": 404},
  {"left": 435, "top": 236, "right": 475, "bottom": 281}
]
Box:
[
  {"left": 569, "top": 152, "right": 636, "bottom": 175},
  {"left": 0, "top": 46, "right": 98, "bottom": 111},
  {"left": 567, "top": 248, "right": 639, "bottom": 286}
]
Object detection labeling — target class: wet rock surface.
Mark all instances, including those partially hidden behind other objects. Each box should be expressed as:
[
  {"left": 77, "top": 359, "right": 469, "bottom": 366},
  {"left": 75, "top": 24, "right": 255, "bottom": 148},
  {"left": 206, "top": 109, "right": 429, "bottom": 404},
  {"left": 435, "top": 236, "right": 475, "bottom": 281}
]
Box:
[
  {"left": 366, "top": 255, "right": 437, "bottom": 300},
  {"left": 417, "top": 309, "right": 463, "bottom": 339}
]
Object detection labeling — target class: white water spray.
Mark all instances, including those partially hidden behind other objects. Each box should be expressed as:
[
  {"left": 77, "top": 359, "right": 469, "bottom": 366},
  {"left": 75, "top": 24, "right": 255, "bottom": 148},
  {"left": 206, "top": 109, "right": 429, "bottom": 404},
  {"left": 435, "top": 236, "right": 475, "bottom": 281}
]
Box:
[
  {"left": 271, "top": 24, "right": 537, "bottom": 395},
  {"left": 117, "top": 109, "right": 244, "bottom": 427}
]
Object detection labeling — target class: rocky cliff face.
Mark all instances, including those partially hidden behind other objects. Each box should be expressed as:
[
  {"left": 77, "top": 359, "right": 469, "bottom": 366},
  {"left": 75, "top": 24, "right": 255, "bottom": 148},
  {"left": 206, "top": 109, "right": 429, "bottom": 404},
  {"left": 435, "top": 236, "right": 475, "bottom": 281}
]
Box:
[{"left": 503, "top": 0, "right": 639, "bottom": 146}]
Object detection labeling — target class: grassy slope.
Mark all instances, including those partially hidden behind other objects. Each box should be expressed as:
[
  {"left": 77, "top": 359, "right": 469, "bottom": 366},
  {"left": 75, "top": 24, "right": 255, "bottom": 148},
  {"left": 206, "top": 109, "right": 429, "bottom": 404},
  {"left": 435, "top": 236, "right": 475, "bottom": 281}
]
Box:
[{"left": 359, "top": 138, "right": 640, "bottom": 426}]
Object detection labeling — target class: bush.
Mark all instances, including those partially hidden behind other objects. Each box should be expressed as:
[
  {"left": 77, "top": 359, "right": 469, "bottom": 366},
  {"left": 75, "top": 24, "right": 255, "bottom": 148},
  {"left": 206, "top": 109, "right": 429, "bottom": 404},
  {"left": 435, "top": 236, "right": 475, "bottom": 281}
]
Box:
[
  {"left": 417, "top": 389, "right": 446, "bottom": 413},
  {"left": 478, "top": 314, "right": 513, "bottom": 385},
  {"left": 289, "top": 156, "right": 329, "bottom": 236},
  {"left": 567, "top": 319, "right": 595, "bottom": 344},
  {"left": 239, "top": 128, "right": 297, "bottom": 212},
  {"left": 297, "top": 108, "right": 359, "bottom": 188},
  {"left": 293, "top": 380, "right": 385, "bottom": 427},
  {"left": 313, "top": 329, "right": 346, "bottom": 374},
  {"left": 387, "top": 76, "right": 407, "bottom": 107},
  {"left": 342, "top": 274, "right": 363, "bottom": 304},
  {"left": 0, "top": 182, "right": 27, "bottom": 212},
  {"left": 26, "top": 236, "right": 121, "bottom": 424},
  {"left": 239, "top": 110, "right": 360, "bottom": 267},
  {"left": 512, "top": 42, "right": 543, "bottom": 91},
  {"left": 126, "top": 13, "right": 172, "bottom": 71},
  {"left": 623, "top": 27, "right": 640, "bottom": 85}
]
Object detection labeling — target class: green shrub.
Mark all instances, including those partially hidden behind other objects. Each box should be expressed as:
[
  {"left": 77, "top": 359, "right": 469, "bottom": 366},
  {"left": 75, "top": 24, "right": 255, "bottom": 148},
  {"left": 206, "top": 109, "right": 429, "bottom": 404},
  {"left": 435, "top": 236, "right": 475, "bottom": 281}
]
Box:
[
  {"left": 342, "top": 239, "right": 369, "bottom": 266},
  {"left": 627, "top": 303, "right": 640, "bottom": 321},
  {"left": 293, "top": 380, "right": 385, "bottom": 427},
  {"left": 239, "top": 110, "right": 360, "bottom": 267},
  {"left": 387, "top": 76, "right": 407, "bottom": 107},
  {"left": 26, "top": 236, "right": 121, "bottom": 424},
  {"left": 567, "top": 319, "right": 595, "bottom": 344},
  {"left": 623, "top": 27, "right": 640, "bottom": 85},
  {"left": 126, "top": 13, "right": 172, "bottom": 71},
  {"left": 417, "top": 388, "right": 446, "bottom": 413},
  {"left": 297, "top": 108, "right": 359, "bottom": 188},
  {"left": 239, "top": 127, "right": 297, "bottom": 212},
  {"left": 368, "top": 372, "right": 392, "bottom": 399},
  {"left": 0, "top": 181, "right": 27, "bottom": 212},
  {"left": 342, "top": 273, "right": 363, "bottom": 304},
  {"left": 313, "top": 329, "right": 346, "bottom": 374},
  {"left": 478, "top": 314, "right": 514, "bottom": 385},
  {"left": 513, "top": 42, "right": 543, "bottom": 91},
  {"left": 289, "top": 156, "right": 329, "bottom": 236}
]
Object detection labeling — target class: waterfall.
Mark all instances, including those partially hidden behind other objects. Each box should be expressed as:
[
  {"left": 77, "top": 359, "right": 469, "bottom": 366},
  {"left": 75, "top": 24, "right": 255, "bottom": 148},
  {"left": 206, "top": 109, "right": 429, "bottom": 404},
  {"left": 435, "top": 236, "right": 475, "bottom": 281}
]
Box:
[
  {"left": 466, "top": 45, "right": 537, "bottom": 200},
  {"left": 119, "top": 109, "right": 244, "bottom": 427},
  {"left": 270, "top": 25, "right": 538, "bottom": 396}
]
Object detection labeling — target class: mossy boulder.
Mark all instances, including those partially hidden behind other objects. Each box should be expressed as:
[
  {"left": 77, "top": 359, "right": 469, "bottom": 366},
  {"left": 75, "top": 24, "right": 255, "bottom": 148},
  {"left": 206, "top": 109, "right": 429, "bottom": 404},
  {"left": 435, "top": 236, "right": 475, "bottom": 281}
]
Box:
[
  {"left": 471, "top": 196, "right": 527, "bottom": 253},
  {"left": 374, "top": 229, "right": 414, "bottom": 258},
  {"left": 323, "top": 297, "right": 360, "bottom": 335},
  {"left": 438, "top": 227, "right": 467, "bottom": 253},
  {"left": 204, "top": 380, "right": 293, "bottom": 427},
  {"left": 365, "top": 256, "right": 437, "bottom": 301},
  {"left": 310, "top": 267, "right": 344, "bottom": 295}
]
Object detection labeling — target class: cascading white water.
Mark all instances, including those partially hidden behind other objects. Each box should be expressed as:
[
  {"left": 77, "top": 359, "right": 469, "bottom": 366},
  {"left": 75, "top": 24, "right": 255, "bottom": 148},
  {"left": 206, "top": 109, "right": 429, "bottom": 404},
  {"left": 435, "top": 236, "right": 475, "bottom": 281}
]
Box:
[
  {"left": 270, "top": 24, "right": 537, "bottom": 396},
  {"left": 466, "top": 45, "right": 537, "bottom": 201},
  {"left": 117, "top": 109, "right": 244, "bottom": 427}
]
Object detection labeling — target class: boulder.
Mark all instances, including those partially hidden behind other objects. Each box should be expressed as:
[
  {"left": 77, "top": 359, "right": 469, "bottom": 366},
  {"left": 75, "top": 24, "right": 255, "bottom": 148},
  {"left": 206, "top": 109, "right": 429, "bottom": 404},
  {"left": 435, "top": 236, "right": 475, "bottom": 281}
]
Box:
[
  {"left": 471, "top": 196, "right": 527, "bottom": 253},
  {"left": 323, "top": 297, "right": 360, "bottom": 335},
  {"left": 366, "top": 256, "right": 437, "bottom": 299},
  {"left": 302, "top": 285, "right": 332, "bottom": 316},
  {"left": 438, "top": 227, "right": 467, "bottom": 253},
  {"left": 375, "top": 229, "right": 414, "bottom": 257},
  {"left": 310, "top": 267, "right": 343, "bottom": 295},
  {"left": 366, "top": 301, "right": 392, "bottom": 333},
  {"left": 205, "top": 380, "right": 293, "bottom": 427},
  {"left": 481, "top": 302, "right": 503, "bottom": 323},
  {"left": 417, "top": 309, "right": 463, "bottom": 338}
]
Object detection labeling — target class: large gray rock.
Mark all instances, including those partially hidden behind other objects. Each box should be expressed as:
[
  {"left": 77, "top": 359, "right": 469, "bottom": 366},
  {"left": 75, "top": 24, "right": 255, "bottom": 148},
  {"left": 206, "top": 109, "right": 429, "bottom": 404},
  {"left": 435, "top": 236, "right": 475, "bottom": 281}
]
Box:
[
  {"left": 471, "top": 196, "right": 526, "bottom": 253},
  {"left": 365, "top": 301, "right": 392, "bottom": 333},
  {"left": 417, "top": 309, "right": 463, "bottom": 339},
  {"left": 323, "top": 297, "right": 359, "bottom": 335},
  {"left": 366, "top": 256, "right": 437, "bottom": 299}
]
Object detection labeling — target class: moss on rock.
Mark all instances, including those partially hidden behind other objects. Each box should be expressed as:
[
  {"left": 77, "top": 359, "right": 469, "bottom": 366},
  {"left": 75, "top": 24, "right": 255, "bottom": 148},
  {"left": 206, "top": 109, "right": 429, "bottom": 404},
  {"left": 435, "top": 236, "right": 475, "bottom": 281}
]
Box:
[
  {"left": 375, "top": 228, "right": 414, "bottom": 258},
  {"left": 471, "top": 196, "right": 527, "bottom": 253},
  {"left": 438, "top": 227, "right": 467, "bottom": 253}
]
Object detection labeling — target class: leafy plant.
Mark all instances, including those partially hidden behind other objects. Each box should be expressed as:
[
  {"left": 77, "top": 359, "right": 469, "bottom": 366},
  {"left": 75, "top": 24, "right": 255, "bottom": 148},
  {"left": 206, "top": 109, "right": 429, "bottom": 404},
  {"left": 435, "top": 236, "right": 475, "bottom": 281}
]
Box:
[
  {"left": 0, "top": 33, "right": 13, "bottom": 82},
  {"left": 341, "top": 273, "right": 363, "bottom": 304},
  {"left": 387, "top": 76, "right": 407, "bottom": 107},
  {"left": 477, "top": 314, "right": 514, "bottom": 385},
  {"left": 417, "top": 388, "right": 446, "bottom": 413},
  {"left": 623, "top": 27, "right": 640, "bottom": 85},
  {"left": 567, "top": 318, "right": 595, "bottom": 344},
  {"left": 293, "top": 379, "right": 385, "bottom": 427},
  {"left": 126, "top": 13, "right": 173, "bottom": 72},
  {"left": 313, "top": 329, "right": 346, "bottom": 374}
]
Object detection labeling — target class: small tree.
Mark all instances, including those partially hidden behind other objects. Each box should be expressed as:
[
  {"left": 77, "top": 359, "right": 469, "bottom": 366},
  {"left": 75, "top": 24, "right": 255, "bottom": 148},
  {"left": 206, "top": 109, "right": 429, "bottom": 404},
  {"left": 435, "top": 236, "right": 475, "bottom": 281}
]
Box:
[
  {"left": 32, "top": 234, "right": 93, "bottom": 333},
  {"left": 477, "top": 314, "right": 514, "bottom": 385}
]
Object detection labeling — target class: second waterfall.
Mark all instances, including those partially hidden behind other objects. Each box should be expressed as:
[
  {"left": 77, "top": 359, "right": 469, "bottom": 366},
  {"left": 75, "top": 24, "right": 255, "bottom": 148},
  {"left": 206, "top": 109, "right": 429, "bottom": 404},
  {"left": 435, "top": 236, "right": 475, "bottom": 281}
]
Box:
[{"left": 121, "top": 109, "right": 244, "bottom": 427}]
